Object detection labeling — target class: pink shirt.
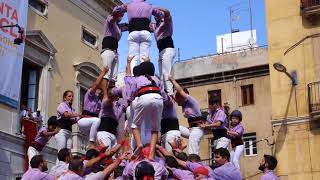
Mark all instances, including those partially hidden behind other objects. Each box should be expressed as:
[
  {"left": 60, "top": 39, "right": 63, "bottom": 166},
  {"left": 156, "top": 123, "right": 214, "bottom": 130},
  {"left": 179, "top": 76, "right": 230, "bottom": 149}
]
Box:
[{"left": 22, "top": 168, "right": 54, "bottom": 180}]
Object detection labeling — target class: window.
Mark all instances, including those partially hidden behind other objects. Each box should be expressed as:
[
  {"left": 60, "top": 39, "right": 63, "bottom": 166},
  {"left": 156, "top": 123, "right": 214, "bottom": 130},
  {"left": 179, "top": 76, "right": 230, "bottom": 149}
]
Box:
[
  {"left": 243, "top": 132, "right": 257, "bottom": 156},
  {"left": 241, "top": 84, "right": 254, "bottom": 106},
  {"left": 208, "top": 89, "right": 222, "bottom": 106},
  {"left": 20, "top": 60, "right": 41, "bottom": 112},
  {"left": 81, "top": 26, "right": 98, "bottom": 49},
  {"left": 208, "top": 138, "right": 215, "bottom": 165},
  {"left": 29, "top": 0, "right": 48, "bottom": 17}
]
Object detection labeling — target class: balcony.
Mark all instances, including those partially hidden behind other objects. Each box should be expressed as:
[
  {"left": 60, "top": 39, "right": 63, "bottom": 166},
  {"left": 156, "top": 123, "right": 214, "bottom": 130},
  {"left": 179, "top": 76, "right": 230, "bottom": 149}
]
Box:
[
  {"left": 308, "top": 82, "right": 320, "bottom": 123},
  {"left": 301, "top": 0, "right": 320, "bottom": 21}
]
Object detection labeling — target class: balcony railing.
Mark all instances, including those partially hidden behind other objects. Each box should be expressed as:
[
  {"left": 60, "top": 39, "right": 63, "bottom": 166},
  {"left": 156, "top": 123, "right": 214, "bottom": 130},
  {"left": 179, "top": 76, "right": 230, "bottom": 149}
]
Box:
[
  {"left": 308, "top": 81, "right": 320, "bottom": 115},
  {"left": 301, "top": 0, "right": 320, "bottom": 9},
  {"left": 301, "top": 0, "right": 320, "bottom": 19}
]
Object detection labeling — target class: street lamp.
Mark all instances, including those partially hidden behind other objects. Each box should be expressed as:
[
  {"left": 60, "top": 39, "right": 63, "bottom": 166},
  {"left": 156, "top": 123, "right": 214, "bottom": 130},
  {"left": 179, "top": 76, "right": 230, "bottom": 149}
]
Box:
[
  {"left": 273, "top": 63, "right": 297, "bottom": 86},
  {"left": 0, "top": 24, "right": 25, "bottom": 45}
]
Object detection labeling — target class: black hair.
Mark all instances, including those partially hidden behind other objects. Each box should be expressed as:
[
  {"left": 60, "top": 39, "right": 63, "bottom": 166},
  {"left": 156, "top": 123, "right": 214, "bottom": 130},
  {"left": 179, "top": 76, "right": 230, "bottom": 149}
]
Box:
[
  {"left": 230, "top": 110, "right": 243, "bottom": 122},
  {"left": 264, "top": 155, "right": 278, "bottom": 170},
  {"left": 188, "top": 154, "right": 201, "bottom": 162},
  {"left": 72, "top": 155, "right": 82, "bottom": 160},
  {"left": 176, "top": 152, "right": 188, "bottom": 161},
  {"left": 85, "top": 149, "right": 99, "bottom": 160},
  {"left": 165, "top": 156, "right": 178, "bottom": 168},
  {"left": 63, "top": 90, "right": 73, "bottom": 100},
  {"left": 47, "top": 116, "right": 58, "bottom": 126},
  {"left": 114, "top": 166, "right": 125, "bottom": 178},
  {"left": 209, "top": 96, "right": 220, "bottom": 105},
  {"left": 135, "top": 161, "right": 155, "bottom": 179},
  {"left": 30, "top": 155, "right": 44, "bottom": 168},
  {"left": 214, "top": 148, "right": 230, "bottom": 161},
  {"left": 58, "top": 148, "right": 70, "bottom": 162},
  {"left": 69, "top": 159, "right": 84, "bottom": 172},
  {"left": 133, "top": 66, "right": 140, "bottom": 77},
  {"left": 139, "top": 62, "right": 157, "bottom": 87}
]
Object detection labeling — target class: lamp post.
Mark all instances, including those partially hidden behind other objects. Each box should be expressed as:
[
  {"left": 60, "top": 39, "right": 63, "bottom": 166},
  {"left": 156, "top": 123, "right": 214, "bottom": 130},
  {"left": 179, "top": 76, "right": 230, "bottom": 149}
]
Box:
[
  {"left": 273, "top": 63, "right": 298, "bottom": 86},
  {"left": 0, "top": 24, "right": 25, "bottom": 45}
]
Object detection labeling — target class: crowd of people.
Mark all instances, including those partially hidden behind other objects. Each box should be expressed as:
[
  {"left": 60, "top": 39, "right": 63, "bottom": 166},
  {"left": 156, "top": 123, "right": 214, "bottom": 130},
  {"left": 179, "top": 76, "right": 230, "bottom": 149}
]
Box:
[{"left": 21, "top": 0, "right": 279, "bottom": 179}]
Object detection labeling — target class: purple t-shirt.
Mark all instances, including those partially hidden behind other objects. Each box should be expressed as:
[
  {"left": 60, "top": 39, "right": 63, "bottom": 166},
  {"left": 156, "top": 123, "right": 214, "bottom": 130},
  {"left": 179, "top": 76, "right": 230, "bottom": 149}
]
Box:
[
  {"left": 113, "top": 0, "right": 164, "bottom": 22},
  {"left": 125, "top": 75, "right": 164, "bottom": 102},
  {"left": 154, "top": 12, "right": 173, "bottom": 41},
  {"left": 103, "top": 15, "right": 122, "bottom": 40},
  {"left": 229, "top": 123, "right": 244, "bottom": 139},
  {"left": 34, "top": 126, "right": 51, "bottom": 146},
  {"left": 211, "top": 162, "right": 242, "bottom": 180},
  {"left": 21, "top": 168, "right": 54, "bottom": 180},
  {"left": 162, "top": 93, "right": 177, "bottom": 119},
  {"left": 57, "top": 101, "right": 76, "bottom": 121},
  {"left": 207, "top": 108, "right": 227, "bottom": 129},
  {"left": 58, "top": 171, "right": 84, "bottom": 180},
  {"left": 181, "top": 95, "right": 202, "bottom": 118},
  {"left": 83, "top": 89, "right": 101, "bottom": 115},
  {"left": 260, "top": 170, "right": 279, "bottom": 180},
  {"left": 171, "top": 168, "right": 194, "bottom": 179},
  {"left": 186, "top": 161, "right": 214, "bottom": 177},
  {"left": 123, "top": 160, "right": 168, "bottom": 180},
  {"left": 101, "top": 98, "right": 127, "bottom": 120}
]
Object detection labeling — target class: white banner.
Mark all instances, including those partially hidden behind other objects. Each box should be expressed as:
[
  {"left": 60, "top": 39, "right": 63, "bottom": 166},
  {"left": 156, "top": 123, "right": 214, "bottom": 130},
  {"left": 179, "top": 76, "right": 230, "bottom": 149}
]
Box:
[{"left": 0, "top": 0, "right": 28, "bottom": 108}]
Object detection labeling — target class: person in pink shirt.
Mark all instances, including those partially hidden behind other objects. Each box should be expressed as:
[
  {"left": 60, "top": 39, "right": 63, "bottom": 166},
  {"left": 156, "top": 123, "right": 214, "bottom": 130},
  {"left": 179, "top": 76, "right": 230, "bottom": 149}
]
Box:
[
  {"left": 27, "top": 116, "right": 59, "bottom": 165},
  {"left": 55, "top": 90, "right": 81, "bottom": 151},
  {"left": 22, "top": 155, "right": 54, "bottom": 180},
  {"left": 227, "top": 110, "right": 245, "bottom": 170}
]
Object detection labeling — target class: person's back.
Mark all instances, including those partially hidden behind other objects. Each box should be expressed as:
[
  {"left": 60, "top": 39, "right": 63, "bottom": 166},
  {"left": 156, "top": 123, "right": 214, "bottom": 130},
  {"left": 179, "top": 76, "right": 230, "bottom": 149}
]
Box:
[
  {"left": 22, "top": 155, "right": 54, "bottom": 180},
  {"left": 49, "top": 148, "right": 71, "bottom": 177},
  {"left": 127, "top": 0, "right": 153, "bottom": 20},
  {"left": 212, "top": 162, "right": 241, "bottom": 180},
  {"left": 260, "top": 170, "right": 279, "bottom": 180}
]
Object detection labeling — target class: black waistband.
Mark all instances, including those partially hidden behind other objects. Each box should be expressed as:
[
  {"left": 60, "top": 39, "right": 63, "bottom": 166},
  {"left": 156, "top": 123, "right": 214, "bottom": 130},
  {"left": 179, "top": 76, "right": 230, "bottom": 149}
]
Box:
[
  {"left": 231, "top": 138, "right": 244, "bottom": 148},
  {"left": 102, "top": 36, "right": 118, "bottom": 51},
  {"left": 212, "top": 129, "right": 227, "bottom": 140},
  {"left": 98, "top": 117, "right": 118, "bottom": 135},
  {"left": 157, "top": 36, "right": 174, "bottom": 52},
  {"left": 187, "top": 116, "right": 205, "bottom": 128},
  {"left": 82, "top": 110, "right": 98, "bottom": 117},
  {"left": 129, "top": 18, "right": 151, "bottom": 33},
  {"left": 31, "top": 141, "right": 44, "bottom": 152},
  {"left": 161, "top": 118, "right": 179, "bottom": 135},
  {"left": 57, "top": 118, "right": 73, "bottom": 132}
]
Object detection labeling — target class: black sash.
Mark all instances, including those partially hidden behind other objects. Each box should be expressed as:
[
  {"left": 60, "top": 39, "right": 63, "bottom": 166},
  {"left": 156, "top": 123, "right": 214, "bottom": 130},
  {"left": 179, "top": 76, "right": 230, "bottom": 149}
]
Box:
[
  {"left": 231, "top": 138, "right": 244, "bottom": 148},
  {"left": 102, "top": 36, "right": 118, "bottom": 51},
  {"left": 187, "top": 116, "right": 205, "bottom": 128},
  {"left": 30, "top": 141, "right": 45, "bottom": 152},
  {"left": 57, "top": 118, "right": 73, "bottom": 132},
  {"left": 157, "top": 36, "right": 174, "bottom": 52},
  {"left": 129, "top": 18, "right": 151, "bottom": 32},
  {"left": 161, "top": 118, "right": 179, "bottom": 135},
  {"left": 82, "top": 110, "right": 98, "bottom": 117},
  {"left": 212, "top": 129, "right": 228, "bottom": 140},
  {"left": 98, "top": 116, "right": 118, "bottom": 135}
]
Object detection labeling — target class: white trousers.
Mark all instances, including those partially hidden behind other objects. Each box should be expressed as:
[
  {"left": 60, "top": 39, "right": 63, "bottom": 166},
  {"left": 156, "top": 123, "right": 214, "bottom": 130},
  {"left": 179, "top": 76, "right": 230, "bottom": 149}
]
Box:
[
  {"left": 131, "top": 93, "right": 163, "bottom": 132},
  {"left": 55, "top": 129, "right": 72, "bottom": 151},
  {"left": 27, "top": 146, "right": 40, "bottom": 164},
  {"left": 159, "top": 48, "right": 176, "bottom": 95},
  {"left": 128, "top": 30, "right": 152, "bottom": 74},
  {"left": 130, "top": 120, "right": 152, "bottom": 149},
  {"left": 77, "top": 117, "right": 101, "bottom": 142},
  {"left": 213, "top": 137, "right": 230, "bottom": 149},
  {"left": 101, "top": 50, "right": 118, "bottom": 82},
  {"left": 179, "top": 126, "right": 204, "bottom": 155},
  {"left": 161, "top": 130, "right": 181, "bottom": 153},
  {"left": 230, "top": 145, "right": 244, "bottom": 170},
  {"left": 97, "top": 131, "right": 116, "bottom": 149}
]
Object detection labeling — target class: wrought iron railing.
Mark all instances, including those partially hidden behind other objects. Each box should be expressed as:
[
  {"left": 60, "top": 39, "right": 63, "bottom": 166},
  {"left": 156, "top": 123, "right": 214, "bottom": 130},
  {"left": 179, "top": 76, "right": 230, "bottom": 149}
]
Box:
[
  {"left": 308, "top": 81, "right": 320, "bottom": 114},
  {"left": 301, "top": 0, "right": 320, "bottom": 9}
]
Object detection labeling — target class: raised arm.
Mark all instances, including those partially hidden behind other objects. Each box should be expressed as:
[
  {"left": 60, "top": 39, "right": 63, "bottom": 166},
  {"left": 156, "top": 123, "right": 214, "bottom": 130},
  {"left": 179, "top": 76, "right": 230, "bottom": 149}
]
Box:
[
  {"left": 112, "top": 4, "right": 127, "bottom": 16},
  {"left": 126, "top": 56, "right": 134, "bottom": 76},
  {"left": 168, "top": 76, "right": 188, "bottom": 98},
  {"left": 92, "top": 67, "right": 109, "bottom": 92}
]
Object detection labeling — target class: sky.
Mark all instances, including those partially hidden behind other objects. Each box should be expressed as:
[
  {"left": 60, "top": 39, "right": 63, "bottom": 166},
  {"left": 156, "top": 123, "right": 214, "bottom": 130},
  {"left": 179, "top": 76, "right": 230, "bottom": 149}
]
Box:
[{"left": 117, "top": 0, "right": 267, "bottom": 72}]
